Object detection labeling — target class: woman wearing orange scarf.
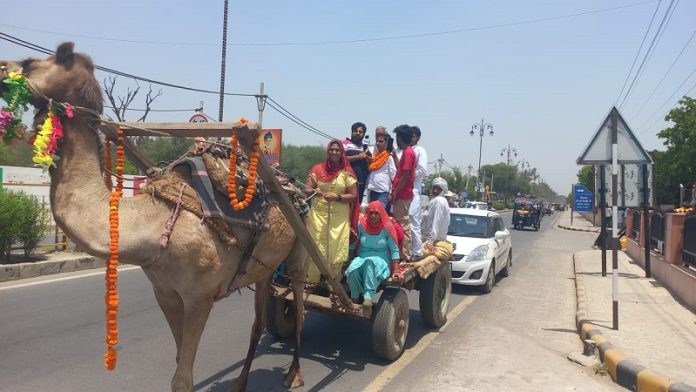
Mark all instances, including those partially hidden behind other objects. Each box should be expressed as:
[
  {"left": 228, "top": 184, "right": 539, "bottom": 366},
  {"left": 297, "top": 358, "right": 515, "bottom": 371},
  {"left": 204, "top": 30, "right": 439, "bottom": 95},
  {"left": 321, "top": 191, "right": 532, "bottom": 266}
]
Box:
[{"left": 305, "top": 140, "right": 359, "bottom": 284}]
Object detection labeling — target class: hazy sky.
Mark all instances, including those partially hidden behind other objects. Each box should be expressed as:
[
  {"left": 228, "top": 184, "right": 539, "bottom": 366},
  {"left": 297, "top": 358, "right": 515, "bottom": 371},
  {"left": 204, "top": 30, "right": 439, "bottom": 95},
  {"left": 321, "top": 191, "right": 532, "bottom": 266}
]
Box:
[{"left": 2, "top": 0, "right": 695, "bottom": 194}]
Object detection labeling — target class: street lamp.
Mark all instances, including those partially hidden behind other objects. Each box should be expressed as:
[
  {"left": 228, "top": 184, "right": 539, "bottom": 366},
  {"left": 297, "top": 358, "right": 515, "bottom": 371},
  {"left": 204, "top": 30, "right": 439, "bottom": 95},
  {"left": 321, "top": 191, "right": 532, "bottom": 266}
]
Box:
[
  {"left": 470, "top": 119, "right": 494, "bottom": 201},
  {"left": 500, "top": 145, "right": 518, "bottom": 165}
]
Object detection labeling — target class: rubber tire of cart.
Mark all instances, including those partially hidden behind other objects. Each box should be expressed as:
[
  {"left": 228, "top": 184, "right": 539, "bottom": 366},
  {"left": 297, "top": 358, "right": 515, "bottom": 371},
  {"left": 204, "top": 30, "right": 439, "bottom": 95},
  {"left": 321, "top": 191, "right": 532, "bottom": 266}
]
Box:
[
  {"left": 266, "top": 295, "right": 296, "bottom": 338},
  {"left": 500, "top": 251, "right": 512, "bottom": 278},
  {"left": 372, "top": 287, "right": 410, "bottom": 361},
  {"left": 419, "top": 262, "right": 452, "bottom": 329}
]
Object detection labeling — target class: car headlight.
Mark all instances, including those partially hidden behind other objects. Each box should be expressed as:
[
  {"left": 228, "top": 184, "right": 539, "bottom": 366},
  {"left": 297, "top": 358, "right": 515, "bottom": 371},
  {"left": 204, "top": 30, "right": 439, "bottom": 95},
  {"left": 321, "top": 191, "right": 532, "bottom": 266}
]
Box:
[{"left": 465, "top": 245, "right": 489, "bottom": 262}]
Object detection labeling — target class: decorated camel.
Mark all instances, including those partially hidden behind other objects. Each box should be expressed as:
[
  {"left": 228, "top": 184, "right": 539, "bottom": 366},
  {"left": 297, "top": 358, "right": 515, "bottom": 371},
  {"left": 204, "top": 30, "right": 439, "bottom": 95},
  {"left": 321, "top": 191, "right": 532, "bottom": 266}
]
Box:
[{"left": 0, "top": 43, "right": 310, "bottom": 392}]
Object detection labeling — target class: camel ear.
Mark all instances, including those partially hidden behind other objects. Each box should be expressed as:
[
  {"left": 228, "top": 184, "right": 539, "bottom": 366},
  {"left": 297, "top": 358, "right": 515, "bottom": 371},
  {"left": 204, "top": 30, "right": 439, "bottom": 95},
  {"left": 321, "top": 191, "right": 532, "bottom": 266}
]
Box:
[{"left": 55, "top": 42, "right": 75, "bottom": 64}]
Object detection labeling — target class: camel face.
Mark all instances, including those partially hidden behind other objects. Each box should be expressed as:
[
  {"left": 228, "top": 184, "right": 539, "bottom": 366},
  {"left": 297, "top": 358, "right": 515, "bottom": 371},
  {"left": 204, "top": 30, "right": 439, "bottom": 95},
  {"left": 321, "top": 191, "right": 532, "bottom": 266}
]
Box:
[{"left": 0, "top": 42, "right": 103, "bottom": 113}]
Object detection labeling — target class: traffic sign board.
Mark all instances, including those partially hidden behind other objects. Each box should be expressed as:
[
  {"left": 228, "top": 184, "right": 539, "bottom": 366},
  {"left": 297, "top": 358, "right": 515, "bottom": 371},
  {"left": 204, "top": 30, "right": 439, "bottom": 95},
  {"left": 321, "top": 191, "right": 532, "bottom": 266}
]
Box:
[
  {"left": 188, "top": 113, "right": 208, "bottom": 123},
  {"left": 577, "top": 107, "right": 652, "bottom": 165},
  {"left": 574, "top": 184, "right": 593, "bottom": 212}
]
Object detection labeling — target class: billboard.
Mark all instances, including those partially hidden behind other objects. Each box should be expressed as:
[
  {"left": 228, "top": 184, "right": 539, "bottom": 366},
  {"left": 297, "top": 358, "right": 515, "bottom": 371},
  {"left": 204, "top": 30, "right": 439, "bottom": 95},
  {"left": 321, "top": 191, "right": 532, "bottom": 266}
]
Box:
[
  {"left": 594, "top": 164, "right": 654, "bottom": 207},
  {"left": 257, "top": 129, "right": 282, "bottom": 165}
]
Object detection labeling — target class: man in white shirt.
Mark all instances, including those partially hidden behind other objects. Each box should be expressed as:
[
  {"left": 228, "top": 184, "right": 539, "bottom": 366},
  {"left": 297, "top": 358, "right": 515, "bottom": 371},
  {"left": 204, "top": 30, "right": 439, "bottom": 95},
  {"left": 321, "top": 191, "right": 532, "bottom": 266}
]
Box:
[
  {"left": 409, "top": 126, "right": 428, "bottom": 259},
  {"left": 363, "top": 133, "right": 396, "bottom": 210},
  {"left": 421, "top": 177, "right": 451, "bottom": 254}
]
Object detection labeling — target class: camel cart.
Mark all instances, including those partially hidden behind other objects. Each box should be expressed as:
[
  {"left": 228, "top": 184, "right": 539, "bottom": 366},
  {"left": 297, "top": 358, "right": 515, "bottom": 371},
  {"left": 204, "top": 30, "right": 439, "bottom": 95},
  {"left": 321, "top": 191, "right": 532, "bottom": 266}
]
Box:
[{"left": 105, "top": 121, "right": 452, "bottom": 362}]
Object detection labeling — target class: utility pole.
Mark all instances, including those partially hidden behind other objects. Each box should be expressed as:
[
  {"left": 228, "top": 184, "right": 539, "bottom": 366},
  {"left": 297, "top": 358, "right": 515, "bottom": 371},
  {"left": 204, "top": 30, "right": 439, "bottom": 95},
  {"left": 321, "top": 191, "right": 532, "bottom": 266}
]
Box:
[
  {"left": 437, "top": 153, "right": 444, "bottom": 177},
  {"left": 256, "top": 82, "right": 266, "bottom": 128},
  {"left": 217, "top": 0, "right": 229, "bottom": 122},
  {"left": 471, "top": 119, "right": 494, "bottom": 201},
  {"left": 500, "top": 145, "right": 518, "bottom": 165}
]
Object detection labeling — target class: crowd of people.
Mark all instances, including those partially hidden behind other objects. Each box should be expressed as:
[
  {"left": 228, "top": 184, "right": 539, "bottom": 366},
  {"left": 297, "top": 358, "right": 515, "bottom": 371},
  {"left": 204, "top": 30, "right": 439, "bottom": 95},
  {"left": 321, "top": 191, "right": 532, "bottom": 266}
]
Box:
[{"left": 303, "top": 123, "right": 450, "bottom": 307}]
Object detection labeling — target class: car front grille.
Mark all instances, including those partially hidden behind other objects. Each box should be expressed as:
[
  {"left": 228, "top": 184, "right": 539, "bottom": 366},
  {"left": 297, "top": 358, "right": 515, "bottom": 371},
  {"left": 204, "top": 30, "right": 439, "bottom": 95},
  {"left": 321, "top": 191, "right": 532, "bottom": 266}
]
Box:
[{"left": 452, "top": 254, "right": 465, "bottom": 261}]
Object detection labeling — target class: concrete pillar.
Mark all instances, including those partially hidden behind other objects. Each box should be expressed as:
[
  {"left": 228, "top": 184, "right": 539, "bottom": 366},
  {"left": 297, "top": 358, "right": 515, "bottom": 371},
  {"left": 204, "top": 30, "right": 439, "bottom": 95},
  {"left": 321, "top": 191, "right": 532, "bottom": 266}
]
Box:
[{"left": 664, "top": 213, "right": 686, "bottom": 265}]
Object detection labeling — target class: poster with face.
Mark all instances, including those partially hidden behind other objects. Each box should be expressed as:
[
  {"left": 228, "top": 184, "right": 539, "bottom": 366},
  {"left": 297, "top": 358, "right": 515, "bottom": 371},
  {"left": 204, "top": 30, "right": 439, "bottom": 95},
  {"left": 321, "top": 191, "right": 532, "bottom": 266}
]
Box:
[{"left": 257, "top": 129, "right": 282, "bottom": 165}]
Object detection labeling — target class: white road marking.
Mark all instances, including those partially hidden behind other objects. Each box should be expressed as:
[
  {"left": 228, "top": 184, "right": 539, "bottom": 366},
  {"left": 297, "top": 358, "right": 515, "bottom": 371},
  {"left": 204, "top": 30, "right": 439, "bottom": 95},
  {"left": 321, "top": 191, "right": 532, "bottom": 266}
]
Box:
[
  {"left": 0, "top": 265, "right": 140, "bottom": 291},
  {"left": 363, "top": 294, "right": 476, "bottom": 392}
]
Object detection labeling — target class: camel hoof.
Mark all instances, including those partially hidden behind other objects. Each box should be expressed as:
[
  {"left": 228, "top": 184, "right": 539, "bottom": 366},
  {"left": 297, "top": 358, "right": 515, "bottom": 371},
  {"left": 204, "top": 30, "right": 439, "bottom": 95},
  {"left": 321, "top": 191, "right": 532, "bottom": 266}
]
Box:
[
  {"left": 171, "top": 380, "right": 190, "bottom": 392},
  {"left": 229, "top": 377, "right": 247, "bottom": 392},
  {"left": 283, "top": 369, "right": 304, "bottom": 389}
]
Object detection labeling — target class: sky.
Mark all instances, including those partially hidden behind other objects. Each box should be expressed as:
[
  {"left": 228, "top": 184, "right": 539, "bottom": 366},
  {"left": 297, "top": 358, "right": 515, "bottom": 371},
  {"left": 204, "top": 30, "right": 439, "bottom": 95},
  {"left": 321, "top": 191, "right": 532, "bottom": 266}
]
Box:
[{"left": 2, "top": 0, "right": 695, "bottom": 195}]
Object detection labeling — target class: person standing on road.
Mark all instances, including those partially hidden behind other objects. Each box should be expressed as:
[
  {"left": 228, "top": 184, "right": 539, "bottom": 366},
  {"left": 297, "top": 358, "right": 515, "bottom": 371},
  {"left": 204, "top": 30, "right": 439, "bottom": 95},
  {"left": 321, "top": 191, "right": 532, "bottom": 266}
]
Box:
[
  {"left": 421, "top": 177, "right": 451, "bottom": 255},
  {"left": 343, "top": 122, "right": 370, "bottom": 205},
  {"left": 389, "top": 125, "right": 416, "bottom": 261},
  {"left": 409, "top": 126, "right": 428, "bottom": 260}
]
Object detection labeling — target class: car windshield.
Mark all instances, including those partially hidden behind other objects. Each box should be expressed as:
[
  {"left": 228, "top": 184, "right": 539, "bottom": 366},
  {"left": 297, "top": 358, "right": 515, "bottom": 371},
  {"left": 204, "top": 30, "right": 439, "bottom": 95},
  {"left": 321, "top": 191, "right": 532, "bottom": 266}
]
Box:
[{"left": 448, "top": 214, "right": 489, "bottom": 238}]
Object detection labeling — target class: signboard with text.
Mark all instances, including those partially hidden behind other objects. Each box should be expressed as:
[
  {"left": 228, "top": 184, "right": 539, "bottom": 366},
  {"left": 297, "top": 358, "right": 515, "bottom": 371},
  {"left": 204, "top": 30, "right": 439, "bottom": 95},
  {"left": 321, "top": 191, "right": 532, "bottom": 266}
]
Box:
[
  {"left": 574, "top": 184, "right": 593, "bottom": 212},
  {"left": 594, "top": 164, "right": 654, "bottom": 207}
]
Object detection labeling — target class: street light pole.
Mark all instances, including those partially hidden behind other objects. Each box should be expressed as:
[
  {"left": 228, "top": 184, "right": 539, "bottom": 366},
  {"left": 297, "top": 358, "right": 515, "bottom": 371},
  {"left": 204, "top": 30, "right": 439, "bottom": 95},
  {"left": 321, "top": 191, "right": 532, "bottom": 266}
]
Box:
[
  {"left": 471, "top": 118, "right": 494, "bottom": 201},
  {"left": 500, "top": 144, "right": 518, "bottom": 165}
]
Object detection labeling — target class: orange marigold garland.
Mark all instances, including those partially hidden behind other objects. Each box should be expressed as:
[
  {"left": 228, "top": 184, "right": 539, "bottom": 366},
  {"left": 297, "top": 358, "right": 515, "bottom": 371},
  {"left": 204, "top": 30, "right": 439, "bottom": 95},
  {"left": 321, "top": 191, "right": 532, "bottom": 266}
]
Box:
[
  {"left": 368, "top": 150, "right": 390, "bottom": 171},
  {"left": 105, "top": 129, "right": 124, "bottom": 370},
  {"left": 228, "top": 125, "right": 259, "bottom": 211}
]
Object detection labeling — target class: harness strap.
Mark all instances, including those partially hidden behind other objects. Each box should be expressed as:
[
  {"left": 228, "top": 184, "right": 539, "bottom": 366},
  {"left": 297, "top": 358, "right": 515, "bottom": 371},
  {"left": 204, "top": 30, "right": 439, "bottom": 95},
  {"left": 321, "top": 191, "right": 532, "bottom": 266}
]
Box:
[{"left": 160, "top": 183, "right": 187, "bottom": 249}]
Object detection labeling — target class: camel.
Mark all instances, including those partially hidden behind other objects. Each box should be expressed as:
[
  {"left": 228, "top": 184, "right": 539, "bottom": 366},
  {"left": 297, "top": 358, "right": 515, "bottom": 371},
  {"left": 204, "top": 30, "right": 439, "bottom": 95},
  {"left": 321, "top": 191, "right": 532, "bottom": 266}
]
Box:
[{"left": 0, "top": 42, "right": 308, "bottom": 392}]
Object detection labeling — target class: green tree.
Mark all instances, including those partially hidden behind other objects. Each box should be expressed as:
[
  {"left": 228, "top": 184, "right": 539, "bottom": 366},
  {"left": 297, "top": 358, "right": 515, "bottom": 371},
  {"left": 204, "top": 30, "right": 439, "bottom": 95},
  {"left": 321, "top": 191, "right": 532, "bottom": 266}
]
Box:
[
  {"left": 16, "top": 194, "right": 50, "bottom": 258},
  {"left": 654, "top": 96, "right": 696, "bottom": 204},
  {"left": 0, "top": 142, "right": 34, "bottom": 166},
  {"left": 576, "top": 165, "right": 595, "bottom": 192},
  {"left": 278, "top": 143, "right": 326, "bottom": 183}
]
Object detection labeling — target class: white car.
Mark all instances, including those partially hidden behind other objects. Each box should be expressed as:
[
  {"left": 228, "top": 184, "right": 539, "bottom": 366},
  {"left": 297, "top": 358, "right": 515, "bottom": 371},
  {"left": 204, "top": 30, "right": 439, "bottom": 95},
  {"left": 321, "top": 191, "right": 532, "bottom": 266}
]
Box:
[
  {"left": 446, "top": 208, "right": 513, "bottom": 293},
  {"left": 463, "top": 201, "right": 494, "bottom": 211}
]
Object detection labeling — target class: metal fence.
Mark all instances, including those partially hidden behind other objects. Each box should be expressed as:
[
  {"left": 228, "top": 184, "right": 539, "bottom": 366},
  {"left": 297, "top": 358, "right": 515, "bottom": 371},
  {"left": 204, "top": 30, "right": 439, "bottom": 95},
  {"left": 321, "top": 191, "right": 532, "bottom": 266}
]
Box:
[
  {"left": 650, "top": 212, "right": 665, "bottom": 255},
  {"left": 632, "top": 210, "right": 641, "bottom": 240},
  {"left": 683, "top": 215, "right": 696, "bottom": 269}
]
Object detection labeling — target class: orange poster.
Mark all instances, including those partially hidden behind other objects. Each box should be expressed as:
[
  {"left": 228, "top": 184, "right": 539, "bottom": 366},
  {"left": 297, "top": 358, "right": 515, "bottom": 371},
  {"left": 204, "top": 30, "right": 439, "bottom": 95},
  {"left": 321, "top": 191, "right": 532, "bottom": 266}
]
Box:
[{"left": 257, "top": 128, "right": 282, "bottom": 165}]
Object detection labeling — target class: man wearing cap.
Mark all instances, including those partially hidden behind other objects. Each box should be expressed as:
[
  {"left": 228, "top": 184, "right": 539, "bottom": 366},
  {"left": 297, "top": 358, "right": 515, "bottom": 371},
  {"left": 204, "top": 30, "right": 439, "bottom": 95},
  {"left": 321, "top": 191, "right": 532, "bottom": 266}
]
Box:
[{"left": 421, "top": 177, "right": 451, "bottom": 255}]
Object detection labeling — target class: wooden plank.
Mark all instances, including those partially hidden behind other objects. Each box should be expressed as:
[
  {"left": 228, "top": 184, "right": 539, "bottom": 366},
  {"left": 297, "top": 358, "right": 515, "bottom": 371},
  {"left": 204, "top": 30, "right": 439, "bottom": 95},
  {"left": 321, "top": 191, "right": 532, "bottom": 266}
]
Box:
[
  {"left": 272, "top": 285, "right": 370, "bottom": 320},
  {"left": 256, "top": 149, "right": 356, "bottom": 310},
  {"left": 100, "top": 124, "right": 158, "bottom": 174},
  {"left": 117, "top": 122, "right": 244, "bottom": 137}
]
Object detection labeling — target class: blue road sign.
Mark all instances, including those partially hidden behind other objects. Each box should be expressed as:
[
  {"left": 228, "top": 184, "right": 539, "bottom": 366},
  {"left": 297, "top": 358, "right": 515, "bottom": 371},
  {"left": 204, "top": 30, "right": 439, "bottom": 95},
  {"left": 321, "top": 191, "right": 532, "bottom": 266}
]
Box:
[{"left": 574, "top": 184, "right": 593, "bottom": 212}]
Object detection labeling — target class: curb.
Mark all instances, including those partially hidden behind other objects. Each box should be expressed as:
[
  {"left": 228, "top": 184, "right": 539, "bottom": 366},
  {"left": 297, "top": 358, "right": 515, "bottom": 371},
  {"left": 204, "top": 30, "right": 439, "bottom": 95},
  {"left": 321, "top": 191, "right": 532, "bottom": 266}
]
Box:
[
  {"left": 0, "top": 254, "right": 103, "bottom": 283},
  {"left": 559, "top": 224, "right": 600, "bottom": 233},
  {"left": 573, "top": 253, "right": 696, "bottom": 392}
]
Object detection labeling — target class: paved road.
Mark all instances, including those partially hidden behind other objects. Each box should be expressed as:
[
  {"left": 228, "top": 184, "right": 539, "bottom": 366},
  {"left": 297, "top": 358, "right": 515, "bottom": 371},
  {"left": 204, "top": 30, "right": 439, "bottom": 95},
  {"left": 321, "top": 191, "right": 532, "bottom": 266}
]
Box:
[{"left": 0, "top": 211, "right": 618, "bottom": 391}]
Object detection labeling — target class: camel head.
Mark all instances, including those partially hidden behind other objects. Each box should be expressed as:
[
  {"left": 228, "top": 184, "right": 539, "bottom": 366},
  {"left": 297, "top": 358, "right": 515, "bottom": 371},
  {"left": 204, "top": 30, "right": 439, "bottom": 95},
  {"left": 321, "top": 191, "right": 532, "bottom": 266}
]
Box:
[{"left": 0, "top": 42, "right": 103, "bottom": 123}]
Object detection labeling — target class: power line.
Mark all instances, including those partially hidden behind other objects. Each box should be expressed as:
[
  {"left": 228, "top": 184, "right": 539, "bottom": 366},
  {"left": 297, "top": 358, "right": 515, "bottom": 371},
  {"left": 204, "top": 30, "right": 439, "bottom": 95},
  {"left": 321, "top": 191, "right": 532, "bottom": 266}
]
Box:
[
  {"left": 615, "top": 0, "right": 663, "bottom": 103},
  {"left": 0, "top": 1, "right": 657, "bottom": 47},
  {"left": 618, "top": 0, "right": 678, "bottom": 109},
  {"left": 630, "top": 25, "right": 696, "bottom": 120},
  {"left": 637, "top": 64, "right": 696, "bottom": 135},
  {"left": 1, "top": 33, "right": 337, "bottom": 140}
]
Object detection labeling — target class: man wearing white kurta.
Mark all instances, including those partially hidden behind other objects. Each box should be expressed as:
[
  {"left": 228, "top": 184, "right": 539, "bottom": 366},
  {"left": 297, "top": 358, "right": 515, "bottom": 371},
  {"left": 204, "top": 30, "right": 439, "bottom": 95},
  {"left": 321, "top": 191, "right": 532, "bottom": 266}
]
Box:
[
  {"left": 409, "top": 126, "right": 428, "bottom": 260},
  {"left": 422, "top": 177, "right": 451, "bottom": 249}
]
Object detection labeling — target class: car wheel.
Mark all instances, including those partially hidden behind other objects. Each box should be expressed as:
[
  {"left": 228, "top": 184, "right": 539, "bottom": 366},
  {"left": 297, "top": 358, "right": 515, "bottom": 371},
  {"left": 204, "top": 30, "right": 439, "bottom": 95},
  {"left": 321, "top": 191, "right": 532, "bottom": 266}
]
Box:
[
  {"left": 481, "top": 262, "right": 495, "bottom": 294},
  {"left": 501, "top": 251, "right": 512, "bottom": 277}
]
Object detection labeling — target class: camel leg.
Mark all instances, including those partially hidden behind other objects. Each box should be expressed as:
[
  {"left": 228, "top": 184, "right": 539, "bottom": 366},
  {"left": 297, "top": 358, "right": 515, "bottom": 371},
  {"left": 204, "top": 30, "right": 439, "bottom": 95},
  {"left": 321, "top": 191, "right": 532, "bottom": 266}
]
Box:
[
  {"left": 170, "top": 294, "right": 215, "bottom": 392},
  {"left": 143, "top": 268, "right": 185, "bottom": 363},
  {"left": 283, "top": 278, "right": 305, "bottom": 388},
  {"left": 154, "top": 287, "right": 185, "bottom": 363},
  {"left": 230, "top": 277, "right": 272, "bottom": 392}
]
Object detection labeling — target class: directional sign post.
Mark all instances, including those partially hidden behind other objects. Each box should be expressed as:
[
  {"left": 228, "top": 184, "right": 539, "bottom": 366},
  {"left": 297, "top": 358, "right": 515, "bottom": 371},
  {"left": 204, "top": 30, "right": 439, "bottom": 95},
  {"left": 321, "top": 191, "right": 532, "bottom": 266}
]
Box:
[{"left": 577, "top": 107, "right": 652, "bottom": 331}]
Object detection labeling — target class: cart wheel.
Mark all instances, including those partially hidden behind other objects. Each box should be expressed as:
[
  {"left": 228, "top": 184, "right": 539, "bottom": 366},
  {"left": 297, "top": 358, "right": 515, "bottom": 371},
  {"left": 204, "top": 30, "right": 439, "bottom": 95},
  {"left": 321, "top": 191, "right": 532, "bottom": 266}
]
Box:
[
  {"left": 419, "top": 262, "right": 452, "bottom": 329},
  {"left": 266, "top": 295, "right": 296, "bottom": 338},
  {"left": 372, "top": 287, "right": 410, "bottom": 361}
]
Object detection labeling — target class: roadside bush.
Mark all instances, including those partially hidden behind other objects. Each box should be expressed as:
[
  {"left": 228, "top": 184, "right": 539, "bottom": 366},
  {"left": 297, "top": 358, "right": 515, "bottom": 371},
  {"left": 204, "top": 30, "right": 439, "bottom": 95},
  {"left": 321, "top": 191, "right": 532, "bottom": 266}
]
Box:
[
  {"left": 0, "top": 189, "right": 50, "bottom": 263},
  {"left": 492, "top": 201, "right": 508, "bottom": 211}
]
